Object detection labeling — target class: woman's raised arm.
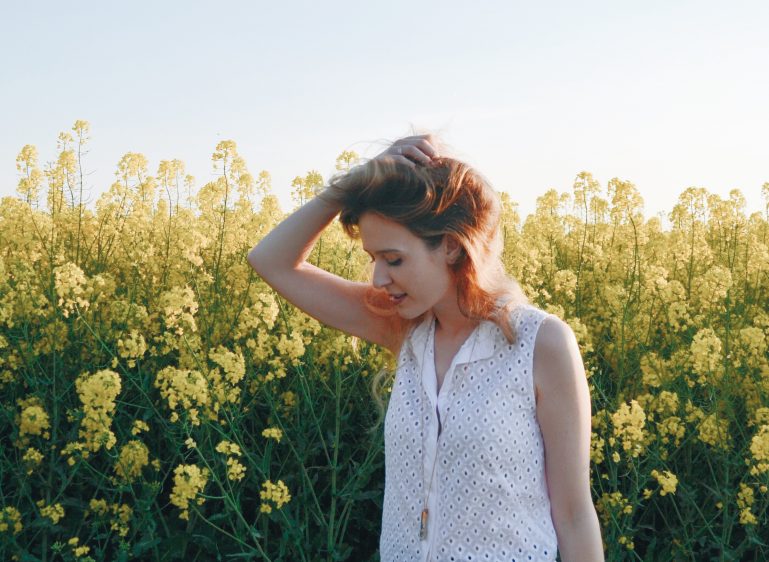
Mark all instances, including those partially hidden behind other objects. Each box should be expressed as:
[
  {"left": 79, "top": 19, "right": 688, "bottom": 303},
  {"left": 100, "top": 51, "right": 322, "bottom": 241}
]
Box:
[
  {"left": 247, "top": 188, "right": 399, "bottom": 353},
  {"left": 248, "top": 136, "right": 440, "bottom": 354}
]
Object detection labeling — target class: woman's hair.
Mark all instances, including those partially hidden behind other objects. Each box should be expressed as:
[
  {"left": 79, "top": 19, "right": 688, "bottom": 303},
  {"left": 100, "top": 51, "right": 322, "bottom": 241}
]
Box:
[{"left": 317, "top": 148, "right": 529, "bottom": 429}]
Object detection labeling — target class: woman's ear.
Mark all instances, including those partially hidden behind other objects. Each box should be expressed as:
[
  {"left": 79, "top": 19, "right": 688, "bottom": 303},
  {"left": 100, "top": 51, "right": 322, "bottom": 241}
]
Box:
[{"left": 444, "top": 235, "right": 464, "bottom": 264}]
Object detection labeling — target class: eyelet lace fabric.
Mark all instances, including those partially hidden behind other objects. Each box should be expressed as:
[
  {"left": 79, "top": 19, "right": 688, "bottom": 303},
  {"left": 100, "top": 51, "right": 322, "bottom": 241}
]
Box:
[{"left": 380, "top": 304, "right": 558, "bottom": 562}]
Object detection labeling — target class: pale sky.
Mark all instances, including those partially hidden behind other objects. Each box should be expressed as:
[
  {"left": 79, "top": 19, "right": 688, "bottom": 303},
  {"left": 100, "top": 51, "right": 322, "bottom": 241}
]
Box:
[{"left": 2, "top": 0, "right": 768, "bottom": 223}]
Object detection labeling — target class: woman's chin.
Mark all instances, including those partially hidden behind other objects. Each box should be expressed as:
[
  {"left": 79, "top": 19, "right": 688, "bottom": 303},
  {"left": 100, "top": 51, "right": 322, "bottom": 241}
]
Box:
[{"left": 394, "top": 303, "right": 427, "bottom": 320}]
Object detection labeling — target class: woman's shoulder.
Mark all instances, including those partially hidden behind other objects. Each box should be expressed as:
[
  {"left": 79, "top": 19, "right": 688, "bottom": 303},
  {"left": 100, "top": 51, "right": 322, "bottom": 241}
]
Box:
[
  {"left": 503, "top": 300, "right": 554, "bottom": 328},
  {"left": 499, "top": 301, "right": 573, "bottom": 353},
  {"left": 530, "top": 312, "right": 585, "bottom": 397},
  {"left": 516, "top": 305, "right": 577, "bottom": 363}
]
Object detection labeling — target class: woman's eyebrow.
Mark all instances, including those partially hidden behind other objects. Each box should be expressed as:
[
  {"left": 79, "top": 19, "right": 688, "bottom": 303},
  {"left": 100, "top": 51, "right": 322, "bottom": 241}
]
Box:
[{"left": 362, "top": 248, "right": 402, "bottom": 256}]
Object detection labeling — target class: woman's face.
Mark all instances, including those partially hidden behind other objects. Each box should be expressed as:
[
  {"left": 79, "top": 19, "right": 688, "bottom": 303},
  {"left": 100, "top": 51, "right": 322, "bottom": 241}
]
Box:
[{"left": 358, "top": 212, "right": 458, "bottom": 319}]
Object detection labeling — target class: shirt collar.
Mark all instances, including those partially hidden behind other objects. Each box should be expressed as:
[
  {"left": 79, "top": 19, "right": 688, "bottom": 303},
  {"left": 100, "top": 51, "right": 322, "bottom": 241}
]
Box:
[{"left": 407, "top": 311, "right": 499, "bottom": 371}]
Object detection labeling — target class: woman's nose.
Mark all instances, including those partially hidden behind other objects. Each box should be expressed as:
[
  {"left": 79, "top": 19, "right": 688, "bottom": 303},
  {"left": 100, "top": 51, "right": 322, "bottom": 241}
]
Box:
[{"left": 372, "top": 261, "right": 391, "bottom": 289}]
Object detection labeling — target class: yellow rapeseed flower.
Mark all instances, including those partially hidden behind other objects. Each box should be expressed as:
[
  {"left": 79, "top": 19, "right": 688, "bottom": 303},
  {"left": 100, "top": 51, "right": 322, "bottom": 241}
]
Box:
[
  {"left": 736, "top": 326, "right": 767, "bottom": 368},
  {"left": 553, "top": 269, "right": 578, "bottom": 302},
  {"left": 618, "top": 535, "right": 635, "bottom": 550},
  {"left": 110, "top": 503, "right": 132, "bottom": 537},
  {"left": 159, "top": 285, "right": 199, "bottom": 336},
  {"left": 692, "top": 265, "right": 732, "bottom": 308},
  {"left": 36, "top": 500, "right": 64, "bottom": 524},
  {"left": 117, "top": 329, "right": 147, "bottom": 368},
  {"left": 234, "top": 296, "right": 280, "bottom": 351},
  {"left": 19, "top": 404, "right": 51, "bottom": 439},
  {"left": 596, "top": 491, "right": 633, "bottom": 526},
  {"left": 657, "top": 416, "right": 685, "bottom": 448},
  {"left": 653, "top": 391, "right": 680, "bottom": 417},
  {"left": 114, "top": 440, "right": 149, "bottom": 482},
  {"left": 750, "top": 407, "right": 769, "bottom": 427},
  {"left": 651, "top": 469, "right": 678, "bottom": 496},
  {"left": 275, "top": 333, "right": 305, "bottom": 366},
  {"left": 170, "top": 464, "right": 210, "bottom": 520},
  {"left": 15, "top": 396, "right": 51, "bottom": 446},
  {"left": 22, "top": 447, "right": 44, "bottom": 474},
  {"left": 87, "top": 498, "right": 109, "bottom": 517},
  {"left": 67, "top": 537, "right": 91, "bottom": 558},
  {"left": 611, "top": 400, "right": 648, "bottom": 458},
  {"left": 697, "top": 413, "right": 729, "bottom": 451},
  {"left": 60, "top": 441, "right": 89, "bottom": 466},
  {"left": 75, "top": 369, "right": 122, "bottom": 453},
  {"left": 215, "top": 440, "right": 242, "bottom": 456},
  {"left": 0, "top": 506, "right": 23, "bottom": 535},
  {"left": 690, "top": 328, "right": 723, "bottom": 384},
  {"left": 737, "top": 483, "right": 757, "bottom": 526},
  {"left": 590, "top": 433, "right": 605, "bottom": 465},
  {"left": 205, "top": 345, "right": 247, "bottom": 417},
  {"left": 209, "top": 345, "right": 246, "bottom": 386},
  {"left": 259, "top": 479, "right": 291, "bottom": 514},
  {"left": 154, "top": 366, "right": 209, "bottom": 426},
  {"left": 748, "top": 425, "right": 769, "bottom": 476},
  {"left": 54, "top": 262, "right": 90, "bottom": 318},
  {"left": 281, "top": 391, "right": 297, "bottom": 409},
  {"left": 262, "top": 427, "right": 283, "bottom": 443},
  {"left": 226, "top": 457, "right": 246, "bottom": 481},
  {"left": 667, "top": 301, "right": 690, "bottom": 333},
  {"left": 131, "top": 420, "right": 150, "bottom": 435}
]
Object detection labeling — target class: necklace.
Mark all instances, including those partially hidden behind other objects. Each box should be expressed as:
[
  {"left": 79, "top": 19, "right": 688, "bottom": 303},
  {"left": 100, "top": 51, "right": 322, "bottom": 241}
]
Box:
[{"left": 419, "top": 316, "right": 481, "bottom": 541}]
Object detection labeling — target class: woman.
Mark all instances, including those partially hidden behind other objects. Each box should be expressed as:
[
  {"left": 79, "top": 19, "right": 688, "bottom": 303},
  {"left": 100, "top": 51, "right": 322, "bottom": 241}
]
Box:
[{"left": 248, "top": 135, "right": 604, "bottom": 561}]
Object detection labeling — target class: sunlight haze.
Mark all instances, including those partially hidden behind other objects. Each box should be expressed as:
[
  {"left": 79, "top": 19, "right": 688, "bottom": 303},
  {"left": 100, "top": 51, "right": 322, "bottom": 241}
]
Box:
[{"left": 2, "top": 0, "right": 768, "bottom": 223}]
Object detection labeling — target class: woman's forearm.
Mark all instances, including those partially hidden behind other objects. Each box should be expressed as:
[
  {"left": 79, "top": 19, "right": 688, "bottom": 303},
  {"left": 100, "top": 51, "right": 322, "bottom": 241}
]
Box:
[
  {"left": 554, "top": 506, "right": 604, "bottom": 562},
  {"left": 247, "top": 189, "right": 341, "bottom": 273}
]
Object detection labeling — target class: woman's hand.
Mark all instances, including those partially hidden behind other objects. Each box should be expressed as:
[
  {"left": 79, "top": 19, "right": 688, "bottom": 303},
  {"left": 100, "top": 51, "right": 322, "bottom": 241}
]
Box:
[{"left": 375, "top": 134, "right": 441, "bottom": 168}]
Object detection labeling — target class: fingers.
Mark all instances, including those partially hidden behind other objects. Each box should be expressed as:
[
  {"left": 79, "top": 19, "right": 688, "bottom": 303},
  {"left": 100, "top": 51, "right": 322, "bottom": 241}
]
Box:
[
  {"left": 396, "top": 135, "right": 441, "bottom": 159},
  {"left": 379, "top": 154, "right": 418, "bottom": 168},
  {"left": 411, "top": 136, "right": 441, "bottom": 160},
  {"left": 377, "top": 135, "right": 441, "bottom": 167},
  {"left": 398, "top": 144, "right": 434, "bottom": 166}
]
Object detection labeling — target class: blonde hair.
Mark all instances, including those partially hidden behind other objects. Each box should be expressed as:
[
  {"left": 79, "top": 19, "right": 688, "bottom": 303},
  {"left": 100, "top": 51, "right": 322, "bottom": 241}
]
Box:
[{"left": 318, "top": 149, "right": 528, "bottom": 429}]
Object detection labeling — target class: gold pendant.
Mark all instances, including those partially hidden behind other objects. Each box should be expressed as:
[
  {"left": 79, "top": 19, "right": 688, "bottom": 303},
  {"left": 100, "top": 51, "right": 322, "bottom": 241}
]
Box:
[{"left": 419, "top": 508, "right": 428, "bottom": 540}]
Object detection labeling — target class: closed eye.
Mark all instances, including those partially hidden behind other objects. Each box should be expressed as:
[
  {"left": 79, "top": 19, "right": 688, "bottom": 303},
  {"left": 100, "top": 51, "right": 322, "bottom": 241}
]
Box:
[{"left": 368, "top": 257, "right": 402, "bottom": 266}]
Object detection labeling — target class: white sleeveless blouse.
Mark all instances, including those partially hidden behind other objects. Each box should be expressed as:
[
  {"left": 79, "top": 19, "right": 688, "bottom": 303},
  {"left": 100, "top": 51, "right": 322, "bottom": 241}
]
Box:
[{"left": 380, "top": 304, "right": 558, "bottom": 562}]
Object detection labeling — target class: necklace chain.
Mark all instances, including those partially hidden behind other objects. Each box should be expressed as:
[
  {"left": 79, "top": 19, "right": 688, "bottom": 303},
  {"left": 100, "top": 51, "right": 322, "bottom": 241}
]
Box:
[{"left": 419, "top": 316, "right": 481, "bottom": 541}]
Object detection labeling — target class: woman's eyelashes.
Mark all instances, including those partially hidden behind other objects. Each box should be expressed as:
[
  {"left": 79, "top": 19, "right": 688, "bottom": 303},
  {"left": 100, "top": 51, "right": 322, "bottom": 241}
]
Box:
[{"left": 368, "top": 256, "right": 402, "bottom": 266}]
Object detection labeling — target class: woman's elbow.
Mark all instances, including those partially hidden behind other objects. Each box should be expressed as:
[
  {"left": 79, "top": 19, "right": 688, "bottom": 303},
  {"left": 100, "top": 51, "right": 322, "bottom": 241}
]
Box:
[
  {"left": 247, "top": 247, "right": 265, "bottom": 273},
  {"left": 551, "top": 497, "right": 598, "bottom": 529}
]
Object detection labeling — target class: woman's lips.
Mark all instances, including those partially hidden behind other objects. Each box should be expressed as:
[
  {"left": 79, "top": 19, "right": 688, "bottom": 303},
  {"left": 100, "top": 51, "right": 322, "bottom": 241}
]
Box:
[{"left": 389, "top": 293, "right": 407, "bottom": 304}]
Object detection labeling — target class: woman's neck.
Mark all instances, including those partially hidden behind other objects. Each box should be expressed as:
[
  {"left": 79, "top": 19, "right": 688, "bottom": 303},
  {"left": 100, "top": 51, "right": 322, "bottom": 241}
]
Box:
[{"left": 432, "top": 307, "right": 479, "bottom": 340}]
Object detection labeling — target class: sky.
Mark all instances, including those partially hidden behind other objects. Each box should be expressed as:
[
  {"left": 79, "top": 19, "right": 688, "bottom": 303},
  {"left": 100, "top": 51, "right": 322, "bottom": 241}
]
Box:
[{"left": 2, "top": 0, "right": 768, "bottom": 224}]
